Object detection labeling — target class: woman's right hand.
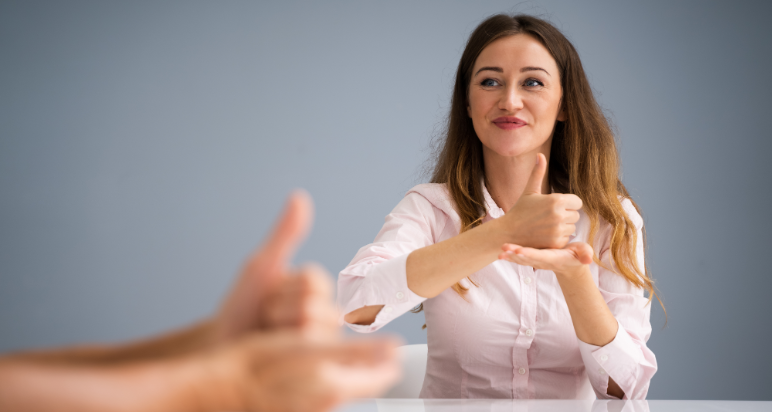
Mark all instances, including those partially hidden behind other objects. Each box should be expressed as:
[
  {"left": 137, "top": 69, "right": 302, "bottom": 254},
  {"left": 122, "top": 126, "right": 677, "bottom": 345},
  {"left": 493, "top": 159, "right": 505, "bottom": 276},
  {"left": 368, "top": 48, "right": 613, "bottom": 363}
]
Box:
[{"left": 498, "top": 153, "right": 583, "bottom": 249}]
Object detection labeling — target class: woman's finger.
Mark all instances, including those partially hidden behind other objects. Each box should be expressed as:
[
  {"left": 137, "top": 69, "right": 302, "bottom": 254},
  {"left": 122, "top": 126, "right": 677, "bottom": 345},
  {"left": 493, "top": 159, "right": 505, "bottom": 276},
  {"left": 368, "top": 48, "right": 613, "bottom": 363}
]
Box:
[
  {"left": 560, "top": 193, "right": 583, "bottom": 211},
  {"left": 565, "top": 242, "right": 594, "bottom": 265},
  {"left": 500, "top": 250, "right": 532, "bottom": 267},
  {"left": 512, "top": 246, "right": 545, "bottom": 260},
  {"left": 564, "top": 210, "right": 581, "bottom": 224},
  {"left": 507, "top": 247, "right": 562, "bottom": 267},
  {"left": 501, "top": 243, "right": 522, "bottom": 252}
]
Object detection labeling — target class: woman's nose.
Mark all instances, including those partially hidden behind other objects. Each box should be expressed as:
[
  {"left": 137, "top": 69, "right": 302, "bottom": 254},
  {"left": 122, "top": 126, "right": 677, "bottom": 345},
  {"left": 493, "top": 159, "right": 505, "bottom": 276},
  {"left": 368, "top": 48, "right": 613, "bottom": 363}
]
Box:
[{"left": 498, "top": 87, "right": 523, "bottom": 112}]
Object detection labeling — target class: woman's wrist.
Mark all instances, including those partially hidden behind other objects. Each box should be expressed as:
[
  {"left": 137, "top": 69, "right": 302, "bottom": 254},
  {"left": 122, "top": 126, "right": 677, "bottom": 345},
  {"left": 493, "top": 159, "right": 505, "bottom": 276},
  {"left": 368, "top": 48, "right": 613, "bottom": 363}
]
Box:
[
  {"left": 492, "top": 213, "right": 518, "bottom": 246},
  {"left": 487, "top": 216, "right": 520, "bottom": 251}
]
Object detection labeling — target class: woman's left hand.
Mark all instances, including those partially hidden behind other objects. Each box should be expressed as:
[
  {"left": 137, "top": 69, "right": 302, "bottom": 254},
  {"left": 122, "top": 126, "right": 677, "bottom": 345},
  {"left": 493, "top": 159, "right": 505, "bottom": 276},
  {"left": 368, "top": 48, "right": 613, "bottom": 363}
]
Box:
[{"left": 498, "top": 242, "right": 594, "bottom": 276}]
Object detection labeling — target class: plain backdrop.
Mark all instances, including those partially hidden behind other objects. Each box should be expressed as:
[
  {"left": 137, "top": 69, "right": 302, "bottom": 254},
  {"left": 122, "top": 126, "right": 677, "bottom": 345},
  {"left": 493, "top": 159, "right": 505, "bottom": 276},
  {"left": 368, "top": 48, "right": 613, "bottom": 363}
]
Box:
[{"left": 1, "top": 0, "right": 771, "bottom": 400}]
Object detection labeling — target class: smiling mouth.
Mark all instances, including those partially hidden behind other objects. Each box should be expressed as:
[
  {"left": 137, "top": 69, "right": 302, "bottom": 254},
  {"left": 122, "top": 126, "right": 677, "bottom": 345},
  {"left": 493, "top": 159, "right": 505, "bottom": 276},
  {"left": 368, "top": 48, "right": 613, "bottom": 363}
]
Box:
[{"left": 492, "top": 116, "right": 526, "bottom": 130}]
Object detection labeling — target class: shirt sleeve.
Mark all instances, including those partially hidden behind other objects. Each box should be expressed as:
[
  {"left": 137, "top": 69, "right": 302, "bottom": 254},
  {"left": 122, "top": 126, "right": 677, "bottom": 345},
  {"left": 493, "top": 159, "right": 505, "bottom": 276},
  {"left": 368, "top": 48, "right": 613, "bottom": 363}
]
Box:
[
  {"left": 337, "top": 192, "right": 443, "bottom": 333},
  {"left": 578, "top": 199, "right": 658, "bottom": 400}
]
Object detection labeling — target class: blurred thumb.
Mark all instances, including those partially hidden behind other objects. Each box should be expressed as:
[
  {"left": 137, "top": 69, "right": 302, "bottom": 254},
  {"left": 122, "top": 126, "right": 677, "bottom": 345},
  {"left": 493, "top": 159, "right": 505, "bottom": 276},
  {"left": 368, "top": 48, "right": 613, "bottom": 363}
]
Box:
[{"left": 247, "top": 190, "right": 314, "bottom": 278}]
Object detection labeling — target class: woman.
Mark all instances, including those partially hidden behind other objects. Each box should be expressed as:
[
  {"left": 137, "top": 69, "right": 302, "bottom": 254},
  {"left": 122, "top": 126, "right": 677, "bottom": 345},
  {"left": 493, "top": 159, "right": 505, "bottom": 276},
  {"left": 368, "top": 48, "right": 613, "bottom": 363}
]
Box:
[{"left": 337, "top": 14, "right": 658, "bottom": 400}]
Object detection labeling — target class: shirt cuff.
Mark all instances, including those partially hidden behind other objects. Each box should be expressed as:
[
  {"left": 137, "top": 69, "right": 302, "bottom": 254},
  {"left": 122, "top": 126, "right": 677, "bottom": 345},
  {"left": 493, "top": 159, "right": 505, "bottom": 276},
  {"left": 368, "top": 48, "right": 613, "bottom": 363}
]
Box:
[
  {"left": 578, "top": 320, "right": 643, "bottom": 400},
  {"left": 343, "top": 254, "right": 427, "bottom": 333}
]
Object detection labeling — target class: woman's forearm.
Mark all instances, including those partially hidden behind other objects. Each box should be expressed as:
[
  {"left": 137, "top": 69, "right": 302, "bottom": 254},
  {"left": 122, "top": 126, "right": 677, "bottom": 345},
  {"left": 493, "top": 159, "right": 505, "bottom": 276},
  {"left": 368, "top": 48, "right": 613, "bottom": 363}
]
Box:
[
  {"left": 407, "top": 218, "right": 509, "bottom": 298},
  {"left": 344, "top": 219, "right": 508, "bottom": 325},
  {"left": 554, "top": 265, "right": 624, "bottom": 399},
  {"left": 554, "top": 266, "right": 617, "bottom": 346}
]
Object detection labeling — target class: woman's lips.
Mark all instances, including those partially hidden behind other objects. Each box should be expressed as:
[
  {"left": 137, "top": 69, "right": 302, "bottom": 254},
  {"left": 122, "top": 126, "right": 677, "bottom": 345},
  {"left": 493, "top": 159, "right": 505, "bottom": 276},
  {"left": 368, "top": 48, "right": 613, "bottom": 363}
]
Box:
[{"left": 492, "top": 116, "right": 526, "bottom": 130}]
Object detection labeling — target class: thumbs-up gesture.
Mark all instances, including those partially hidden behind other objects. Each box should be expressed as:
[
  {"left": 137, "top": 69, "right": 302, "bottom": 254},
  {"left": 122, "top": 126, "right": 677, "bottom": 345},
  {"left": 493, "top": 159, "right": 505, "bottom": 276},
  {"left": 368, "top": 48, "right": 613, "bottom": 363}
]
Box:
[
  {"left": 212, "top": 191, "right": 339, "bottom": 344},
  {"left": 498, "top": 153, "right": 583, "bottom": 250}
]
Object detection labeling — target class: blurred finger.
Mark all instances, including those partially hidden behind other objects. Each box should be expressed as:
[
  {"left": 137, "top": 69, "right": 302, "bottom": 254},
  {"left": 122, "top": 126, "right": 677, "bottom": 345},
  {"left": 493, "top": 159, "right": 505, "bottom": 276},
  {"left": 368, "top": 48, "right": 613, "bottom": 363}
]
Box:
[
  {"left": 323, "top": 358, "right": 402, "bottom": 400},
  {"left": 295, "top": 264, "right": 334, "bottom": 302},
  {"left": 300, "top": 296, "right": 339, "bottom": 324},
  {"left": 318, "top": 337, "right": 402, "bottom": 366},
  {"left": 261, "top": 269, "right": 339, "bottom": 332}
]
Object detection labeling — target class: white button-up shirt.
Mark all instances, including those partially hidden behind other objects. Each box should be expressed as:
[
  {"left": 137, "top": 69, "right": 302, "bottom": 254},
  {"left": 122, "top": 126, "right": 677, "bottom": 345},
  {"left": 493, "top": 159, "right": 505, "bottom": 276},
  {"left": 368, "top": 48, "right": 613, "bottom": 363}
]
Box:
[{"left": 338, "top": 183, "right": 657, "bottom": 399}]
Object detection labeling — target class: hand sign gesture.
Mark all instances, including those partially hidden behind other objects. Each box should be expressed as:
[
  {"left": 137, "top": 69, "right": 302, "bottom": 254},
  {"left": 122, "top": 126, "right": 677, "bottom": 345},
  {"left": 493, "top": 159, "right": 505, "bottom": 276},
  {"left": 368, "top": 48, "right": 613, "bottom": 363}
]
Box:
[
  {"left": 213, "top": 190, "right": 338, "bottom": 344},
  {"left": 500, "top": 153, "right": 583, "bottom": 249},
  {"left": 499, "top": 241, "right": 594, "bottom": 276}
]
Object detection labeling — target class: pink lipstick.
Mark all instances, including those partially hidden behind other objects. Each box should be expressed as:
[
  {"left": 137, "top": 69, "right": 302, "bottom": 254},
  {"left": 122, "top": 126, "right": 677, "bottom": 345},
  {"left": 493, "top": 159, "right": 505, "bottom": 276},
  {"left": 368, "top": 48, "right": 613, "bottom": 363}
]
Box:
[{"left": 492, "top": 116, "right": 527, "bottom": 130}]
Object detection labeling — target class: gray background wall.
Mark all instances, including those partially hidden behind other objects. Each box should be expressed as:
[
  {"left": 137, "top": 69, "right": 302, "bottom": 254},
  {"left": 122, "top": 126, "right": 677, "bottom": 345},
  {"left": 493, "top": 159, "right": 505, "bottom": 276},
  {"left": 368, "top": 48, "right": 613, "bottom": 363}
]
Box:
[{"left": 1, "top": 0, "right": 771, "bottom": 400}]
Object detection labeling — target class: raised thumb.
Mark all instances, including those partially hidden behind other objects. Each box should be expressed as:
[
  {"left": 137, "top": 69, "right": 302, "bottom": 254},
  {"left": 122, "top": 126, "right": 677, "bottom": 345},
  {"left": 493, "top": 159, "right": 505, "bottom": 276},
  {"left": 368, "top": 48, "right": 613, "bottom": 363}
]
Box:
[
  {"left": 258, "top": 190, "right": 314, "bottom": 270},
  {"left": 523, "top": 153, "right": 547, "bottom": 195},
  {"left": 243, "top": 190, "right": 314, "bottom": 281}
]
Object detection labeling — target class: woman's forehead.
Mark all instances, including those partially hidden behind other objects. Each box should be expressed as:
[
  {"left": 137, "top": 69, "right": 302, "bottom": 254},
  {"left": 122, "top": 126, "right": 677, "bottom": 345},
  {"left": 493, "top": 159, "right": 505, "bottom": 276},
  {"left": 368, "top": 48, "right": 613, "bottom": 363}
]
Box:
[{"left": 473, "top": 34, "right": 558, "bottom": 75}]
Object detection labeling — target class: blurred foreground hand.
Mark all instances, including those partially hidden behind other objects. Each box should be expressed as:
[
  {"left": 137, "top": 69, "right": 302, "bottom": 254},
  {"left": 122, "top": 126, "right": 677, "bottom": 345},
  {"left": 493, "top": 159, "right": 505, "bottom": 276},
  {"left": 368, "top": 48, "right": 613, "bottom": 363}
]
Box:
[
  {"left": 0, "top": 191, "right": 401, "bottom": 412},
  {"left": 214, "top": 190, "right": 339, "bottom": 342}
]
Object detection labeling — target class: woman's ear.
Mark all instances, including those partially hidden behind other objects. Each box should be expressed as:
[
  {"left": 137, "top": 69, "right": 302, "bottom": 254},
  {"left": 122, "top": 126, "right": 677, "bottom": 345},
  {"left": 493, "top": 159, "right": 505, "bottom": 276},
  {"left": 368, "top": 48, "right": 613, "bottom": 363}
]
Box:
[{"left": 467, "top": 105, "right": 472, "bottom": 118}]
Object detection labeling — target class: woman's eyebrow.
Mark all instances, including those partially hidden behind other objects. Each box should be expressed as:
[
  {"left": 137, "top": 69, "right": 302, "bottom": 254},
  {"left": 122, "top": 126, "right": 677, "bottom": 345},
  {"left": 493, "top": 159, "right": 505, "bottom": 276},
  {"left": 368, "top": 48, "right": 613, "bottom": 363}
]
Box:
[
  {"left": 520, "top": 66, "right": 550, "bottom": 76},
  {"left": 474, "top": 66, "right": 502, "bottom": 76},
  {"left": 474, "top": 66, "right": 551, "bottom": 76}
]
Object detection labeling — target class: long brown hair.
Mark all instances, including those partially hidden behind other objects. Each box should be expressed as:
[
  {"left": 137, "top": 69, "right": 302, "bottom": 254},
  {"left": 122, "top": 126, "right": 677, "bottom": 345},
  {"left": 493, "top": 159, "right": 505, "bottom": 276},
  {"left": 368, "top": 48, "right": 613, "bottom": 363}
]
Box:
[{"left": 430, "top": 14, "right": 660, "bottom": 305}]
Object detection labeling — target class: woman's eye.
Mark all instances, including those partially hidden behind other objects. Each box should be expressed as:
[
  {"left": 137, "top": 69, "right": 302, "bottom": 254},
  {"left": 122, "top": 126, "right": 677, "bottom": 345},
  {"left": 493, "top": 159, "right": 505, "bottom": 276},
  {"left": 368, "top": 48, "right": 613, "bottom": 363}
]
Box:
[
  {"left": 480, "top": 78, "right": 500, "bottom": 87},
  {"left": 523, "top": 78, "right": 544, "bottom": 87}
]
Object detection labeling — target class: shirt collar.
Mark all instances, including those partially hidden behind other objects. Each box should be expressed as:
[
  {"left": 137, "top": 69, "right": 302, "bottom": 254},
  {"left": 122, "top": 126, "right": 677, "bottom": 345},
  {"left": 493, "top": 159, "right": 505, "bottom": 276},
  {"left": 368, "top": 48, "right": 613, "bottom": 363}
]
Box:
[{"left": 481, "top": 180, "right": 505, "bottom": 219}]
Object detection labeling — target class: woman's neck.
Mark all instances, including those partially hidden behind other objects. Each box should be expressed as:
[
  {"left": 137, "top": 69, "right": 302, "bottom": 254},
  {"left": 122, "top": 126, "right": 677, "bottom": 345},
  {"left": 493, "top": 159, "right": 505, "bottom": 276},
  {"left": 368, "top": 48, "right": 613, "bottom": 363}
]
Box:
[{"left": 483, "top": 146, "right": 551, "bottom": 212}]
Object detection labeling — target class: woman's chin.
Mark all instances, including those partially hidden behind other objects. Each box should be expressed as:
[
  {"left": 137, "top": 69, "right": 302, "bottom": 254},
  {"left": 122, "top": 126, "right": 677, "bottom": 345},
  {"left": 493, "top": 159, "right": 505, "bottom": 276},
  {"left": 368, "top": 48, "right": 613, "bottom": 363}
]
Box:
[
  {"left": 485, "top": 144, "right": 539, "bottom": 159},
  {"left": 480, "top": 135, "right": 547, "bottom": 159}
]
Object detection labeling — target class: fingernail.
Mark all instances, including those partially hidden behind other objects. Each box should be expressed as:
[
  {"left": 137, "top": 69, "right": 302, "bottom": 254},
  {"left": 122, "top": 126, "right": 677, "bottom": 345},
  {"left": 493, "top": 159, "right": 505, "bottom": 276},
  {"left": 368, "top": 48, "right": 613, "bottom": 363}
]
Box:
[{"left": 505, "top": 250, "right": 513, "bottom": 255}]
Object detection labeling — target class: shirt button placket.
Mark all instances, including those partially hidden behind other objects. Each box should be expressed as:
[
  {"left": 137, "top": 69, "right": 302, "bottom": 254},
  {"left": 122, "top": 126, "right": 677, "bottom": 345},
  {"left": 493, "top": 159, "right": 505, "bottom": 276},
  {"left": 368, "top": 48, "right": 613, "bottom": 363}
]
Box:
[{"left": 513, "top": 266, "right": 538, "bottom": 398}]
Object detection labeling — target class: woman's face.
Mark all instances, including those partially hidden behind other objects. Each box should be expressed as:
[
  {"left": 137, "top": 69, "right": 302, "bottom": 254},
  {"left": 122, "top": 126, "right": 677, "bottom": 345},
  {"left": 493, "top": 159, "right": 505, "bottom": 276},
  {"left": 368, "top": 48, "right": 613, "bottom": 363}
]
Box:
[{"left": 468, "top": 34, "right": 565, "bottom": 159}]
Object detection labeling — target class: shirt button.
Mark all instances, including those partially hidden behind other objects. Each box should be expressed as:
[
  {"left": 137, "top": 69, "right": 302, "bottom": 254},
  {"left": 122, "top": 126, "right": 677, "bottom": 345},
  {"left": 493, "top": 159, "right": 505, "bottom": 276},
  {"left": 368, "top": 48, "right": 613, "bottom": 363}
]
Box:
[
  {"left": 525, "top": 329, "right": 533, "bottom": 337},
  {"left": 524, "top": 277, "right": 532, "bottom": 285},
  {"left": 518, "top": 367, "right": 526, "bottom": 375},
  {"left": 599, "top": 368, "right": 606, "bottom": 375},
  {"left": 600, "top": 354, "right": 608, "bottom": 362},
  {"left": 396, "top": 291, "right": 405, "bottom": 300},
  {"left": 383, "top": 306, "right": 393, "bottom": 314}
]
